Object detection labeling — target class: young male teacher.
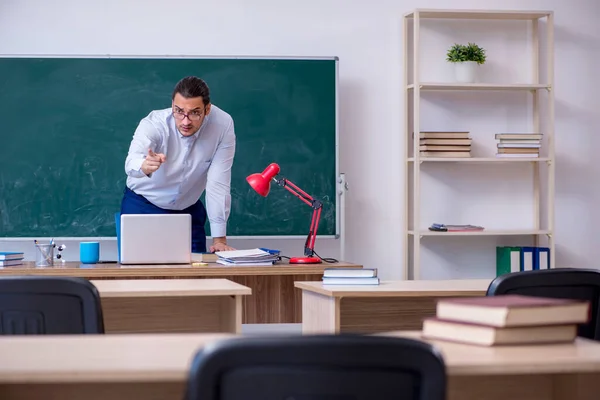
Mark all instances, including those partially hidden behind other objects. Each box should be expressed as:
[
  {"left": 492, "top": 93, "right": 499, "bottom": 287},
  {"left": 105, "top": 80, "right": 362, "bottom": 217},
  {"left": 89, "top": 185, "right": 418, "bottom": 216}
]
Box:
[{"left": 120, "top": 76, "right": 236, "bottom": 253}]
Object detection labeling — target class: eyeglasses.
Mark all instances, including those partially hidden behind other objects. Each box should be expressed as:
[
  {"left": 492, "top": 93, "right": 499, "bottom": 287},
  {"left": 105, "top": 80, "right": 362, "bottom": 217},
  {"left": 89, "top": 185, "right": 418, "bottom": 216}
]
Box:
[{"left": 172, "top": 108, "right": 204, "bottom": 121}]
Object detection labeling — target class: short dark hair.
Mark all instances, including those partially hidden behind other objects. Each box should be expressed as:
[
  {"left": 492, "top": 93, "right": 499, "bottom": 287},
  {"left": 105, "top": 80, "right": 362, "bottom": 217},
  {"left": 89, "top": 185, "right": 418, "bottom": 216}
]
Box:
[{"left": 172, "top": 76, "right": 211, "bottom": 105}]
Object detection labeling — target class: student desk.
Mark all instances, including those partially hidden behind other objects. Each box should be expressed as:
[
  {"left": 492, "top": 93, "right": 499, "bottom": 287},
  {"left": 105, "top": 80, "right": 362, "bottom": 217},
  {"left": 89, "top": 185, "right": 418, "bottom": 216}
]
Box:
[
  {"left": 0, "top": 332, "right": 598, "bottom": 400},
  {"left": 295, "top": 279, "right": 490, "bottom": 334},
  {"left": 381, "top": 330, "right": 600, "bottom": 400},
  {"left": 92, "top": 279, "right": 250, "bottom": 334},
  {"left": 0, "top": 260, "right": 362, "bottom": 324}
]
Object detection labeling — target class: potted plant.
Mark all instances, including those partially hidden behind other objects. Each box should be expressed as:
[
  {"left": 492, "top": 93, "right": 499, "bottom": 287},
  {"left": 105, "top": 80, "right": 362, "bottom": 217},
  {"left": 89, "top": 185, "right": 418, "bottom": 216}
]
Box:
[{"left": 446, "top": 42, "right": 486, "bottom": 83}]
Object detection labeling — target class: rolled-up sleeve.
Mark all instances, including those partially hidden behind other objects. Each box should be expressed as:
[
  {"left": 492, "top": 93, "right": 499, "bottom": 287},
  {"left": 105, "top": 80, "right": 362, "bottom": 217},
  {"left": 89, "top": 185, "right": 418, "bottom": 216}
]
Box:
[
  {"left": 125, "top": 119, "right": 161, "bottom": 178},
  {"left": 206, "top": 118, "right": 236, "bottom": 237}
]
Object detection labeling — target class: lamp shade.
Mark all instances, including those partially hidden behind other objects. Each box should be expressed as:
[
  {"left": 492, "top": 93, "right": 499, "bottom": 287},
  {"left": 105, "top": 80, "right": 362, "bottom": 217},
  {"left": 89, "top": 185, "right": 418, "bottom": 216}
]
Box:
[{"left": 246, "top": 163, "right": 281, "bottom": 197}]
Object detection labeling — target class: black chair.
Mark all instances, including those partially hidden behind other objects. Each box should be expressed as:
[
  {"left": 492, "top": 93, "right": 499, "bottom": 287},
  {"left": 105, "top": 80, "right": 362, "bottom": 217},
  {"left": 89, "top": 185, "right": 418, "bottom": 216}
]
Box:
[
  {"left": 487, "top": 268, "right": 600, "bottom": 340},
  {"left": 0, "top": 276, "right": 104, "bottom": 334},
  {"left": 185, "top": 334, "right": 446, "bottom": 400}
]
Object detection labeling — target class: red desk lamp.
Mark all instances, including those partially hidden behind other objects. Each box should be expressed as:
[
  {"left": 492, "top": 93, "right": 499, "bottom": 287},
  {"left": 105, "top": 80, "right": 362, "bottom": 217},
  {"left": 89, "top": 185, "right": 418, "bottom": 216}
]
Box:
[{"left": 246, "top": 163, "right": 322, "bottom": 264}]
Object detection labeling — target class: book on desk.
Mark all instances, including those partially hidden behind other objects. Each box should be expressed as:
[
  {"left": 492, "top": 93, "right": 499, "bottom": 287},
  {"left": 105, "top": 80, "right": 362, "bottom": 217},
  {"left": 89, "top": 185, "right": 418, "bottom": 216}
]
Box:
[
  {"left": 422, "top": 294, "right": 590, "bottom": 346},
  {"left": 322, "top": 268, "right": 380, "bottom": 285}
]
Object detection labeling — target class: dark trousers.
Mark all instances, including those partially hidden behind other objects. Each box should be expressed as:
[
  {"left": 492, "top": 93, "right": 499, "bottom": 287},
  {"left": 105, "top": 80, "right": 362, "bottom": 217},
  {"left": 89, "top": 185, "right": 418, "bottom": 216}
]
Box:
[{"left": 120, "top": 187, "right": 207, "bottom": 253}]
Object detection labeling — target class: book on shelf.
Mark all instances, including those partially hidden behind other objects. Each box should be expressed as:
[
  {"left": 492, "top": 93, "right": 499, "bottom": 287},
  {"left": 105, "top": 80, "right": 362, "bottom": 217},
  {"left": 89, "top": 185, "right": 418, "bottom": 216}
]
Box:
[
  {"left": 422, "top": 294, "right": 590, "bottom": 346},
  {"left": 322, "top": 268, "right": 380, "bottom": 285},
  {"left": 495, "top": 133, "right": 543, "bottom": 158},
  {"left": 496, "top": 246, "right": 550, "bottom": 276},
  {"left": 421, "top": 151, "right": 471, "bottom": 158},
  {"left": 429, "top": 223, "right": 484, "bottom": 232},
  {"left": 417, "top": 131, "right": 470, "bottom": 139},
  {"left": 417, "top": 131, "right": 472, "bottom": 158}
]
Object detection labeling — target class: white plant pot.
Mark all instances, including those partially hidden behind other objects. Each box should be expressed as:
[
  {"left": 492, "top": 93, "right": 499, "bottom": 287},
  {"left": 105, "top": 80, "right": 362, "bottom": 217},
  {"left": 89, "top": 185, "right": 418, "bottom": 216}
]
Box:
[{"left": 454, "top": 61, "right": 478, "bottom": 83}]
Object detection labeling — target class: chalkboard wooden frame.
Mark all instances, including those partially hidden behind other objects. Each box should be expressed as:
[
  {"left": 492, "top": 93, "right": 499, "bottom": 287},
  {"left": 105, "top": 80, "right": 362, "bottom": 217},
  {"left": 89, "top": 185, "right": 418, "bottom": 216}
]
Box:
[{"left": 0, "top": 55, "right": 341, "bottom": 239}]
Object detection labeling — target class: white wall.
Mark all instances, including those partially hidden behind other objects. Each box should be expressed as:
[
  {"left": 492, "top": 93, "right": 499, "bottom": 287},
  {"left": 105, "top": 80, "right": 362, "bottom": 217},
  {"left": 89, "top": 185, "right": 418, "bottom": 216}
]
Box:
[{"left": 0, "top": 0, "right": 598, "bottom": 280}]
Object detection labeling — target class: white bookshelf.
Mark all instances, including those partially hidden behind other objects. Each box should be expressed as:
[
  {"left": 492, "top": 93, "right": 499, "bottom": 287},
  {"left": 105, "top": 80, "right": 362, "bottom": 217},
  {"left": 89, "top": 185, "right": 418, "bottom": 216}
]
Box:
[{"left": 403, "top": 9, "right": 555, "bottom": 280}]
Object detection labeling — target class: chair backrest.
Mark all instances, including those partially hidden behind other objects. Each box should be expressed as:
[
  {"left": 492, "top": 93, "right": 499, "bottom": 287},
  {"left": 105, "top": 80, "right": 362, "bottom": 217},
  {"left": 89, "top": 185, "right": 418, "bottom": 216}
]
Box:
[
  {"left": 487, "top": 268, "right": 600, "bottom": 340},
  {"left": 0, "top": 276, "right": 104, "bottom": 334},
  {"left": 185, "top": 334, "right": 446, "bottom": 400}
]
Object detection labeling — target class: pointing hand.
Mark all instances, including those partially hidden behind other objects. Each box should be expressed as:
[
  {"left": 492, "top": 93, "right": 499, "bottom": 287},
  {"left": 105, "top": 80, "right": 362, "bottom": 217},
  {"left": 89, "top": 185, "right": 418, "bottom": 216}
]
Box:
[{"left": 141, "top": 148, "right": 167, "bottom": 176}]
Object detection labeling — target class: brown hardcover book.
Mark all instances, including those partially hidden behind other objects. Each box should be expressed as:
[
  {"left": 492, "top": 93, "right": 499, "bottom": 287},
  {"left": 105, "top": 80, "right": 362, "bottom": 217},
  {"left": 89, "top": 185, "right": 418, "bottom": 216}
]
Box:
[
  {"left": 436, "top": 295, "right": 590, "bottom": 327},
  {"left": 422, "top": 317, "right": 578, "bottom": 346}
]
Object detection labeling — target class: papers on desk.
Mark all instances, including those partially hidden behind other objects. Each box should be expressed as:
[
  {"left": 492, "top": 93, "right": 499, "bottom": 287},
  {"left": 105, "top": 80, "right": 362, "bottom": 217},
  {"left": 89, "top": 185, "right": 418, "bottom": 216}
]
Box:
[{"left": 215, "top": 248, "right": 280, "bottom": 266}]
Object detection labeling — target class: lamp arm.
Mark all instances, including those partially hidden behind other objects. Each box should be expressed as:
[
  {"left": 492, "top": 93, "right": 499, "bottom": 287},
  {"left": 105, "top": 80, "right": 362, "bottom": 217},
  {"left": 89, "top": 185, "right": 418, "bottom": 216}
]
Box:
[
  {"left": 274, "top": 177, "right": 314, "bottom": 207},
  {"left": 274, "top": 176, "right": 323, "bottom": 257}
]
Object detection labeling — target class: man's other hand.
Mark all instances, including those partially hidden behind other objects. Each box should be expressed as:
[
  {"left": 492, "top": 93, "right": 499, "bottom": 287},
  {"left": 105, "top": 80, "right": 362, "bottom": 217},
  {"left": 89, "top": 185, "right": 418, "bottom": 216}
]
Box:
[{"left": 210, "top": 239, "right": 235, "bottom": 253}]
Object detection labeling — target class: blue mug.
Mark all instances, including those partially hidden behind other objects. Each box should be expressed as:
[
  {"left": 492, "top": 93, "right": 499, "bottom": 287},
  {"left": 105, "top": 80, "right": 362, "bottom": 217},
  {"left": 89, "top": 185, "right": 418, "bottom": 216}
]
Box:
[{"left": 80, "top": 241, "right": 100, "bottom": 264}]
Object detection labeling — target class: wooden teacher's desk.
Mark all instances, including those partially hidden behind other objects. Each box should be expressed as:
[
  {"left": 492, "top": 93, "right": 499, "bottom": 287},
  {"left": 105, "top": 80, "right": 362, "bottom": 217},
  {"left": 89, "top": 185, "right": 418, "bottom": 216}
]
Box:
[
  {"left": 295, "top": 279, "right": 490, "bottom": 334},
  {"left": 92, "top": 279, "right": 250, "bottom": 334},
  {"left": 0, "top": 260, "right": 362, "bottom": 324},
  {"left": 0, "top": 332, "right": 598, "bottom": 400}
]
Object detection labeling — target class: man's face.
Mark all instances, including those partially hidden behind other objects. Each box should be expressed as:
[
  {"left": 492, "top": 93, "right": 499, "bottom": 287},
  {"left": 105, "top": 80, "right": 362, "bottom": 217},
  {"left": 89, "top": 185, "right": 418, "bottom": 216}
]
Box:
[{"left": 172, "top": 93, "right": 211, "bottom": 137}]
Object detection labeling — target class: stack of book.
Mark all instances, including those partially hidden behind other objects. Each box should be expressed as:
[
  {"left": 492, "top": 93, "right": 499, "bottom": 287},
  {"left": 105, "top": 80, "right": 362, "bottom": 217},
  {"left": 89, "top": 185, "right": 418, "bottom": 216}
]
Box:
[
  {"left": 322, "top": 268, "right": 379, "bottom": 285},
  {"left": 422, "top": 294, "right": 590, "bottom": 346},
  {"left": 418, "top": 131, "right": 472, "bottom": 158},
  {"left": 495, "top": 133, "right": 542, "bottom": 158},
  {"left": 214, "top": 248, "right": 280, "bottom": 266},
  {"left": 0, "top": 251, "right": 24, "bottom": 267}
]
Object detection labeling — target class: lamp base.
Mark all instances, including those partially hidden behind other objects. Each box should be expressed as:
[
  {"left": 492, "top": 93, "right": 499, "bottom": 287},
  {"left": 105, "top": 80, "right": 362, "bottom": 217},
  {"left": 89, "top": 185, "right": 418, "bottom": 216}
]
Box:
[{"left": 289, "top": 256, "right": 322, "bottom": 264}]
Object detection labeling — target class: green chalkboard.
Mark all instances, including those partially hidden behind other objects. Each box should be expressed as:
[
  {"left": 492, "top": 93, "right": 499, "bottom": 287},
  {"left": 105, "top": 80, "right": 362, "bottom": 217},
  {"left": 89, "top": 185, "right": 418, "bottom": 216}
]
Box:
[{"left": 0, "top": 56, "right": 338, "bottom": 237}]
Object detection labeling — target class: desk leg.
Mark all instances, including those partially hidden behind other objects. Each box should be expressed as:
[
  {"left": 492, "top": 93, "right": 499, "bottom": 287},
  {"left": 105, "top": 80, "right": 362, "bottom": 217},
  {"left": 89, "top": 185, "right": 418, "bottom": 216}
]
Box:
[
  {"left": 219, "top": 295, "right": 243, "bottom": 334},
  {"left": 301, "top": 290, "right": 340, "bottom": 334}
]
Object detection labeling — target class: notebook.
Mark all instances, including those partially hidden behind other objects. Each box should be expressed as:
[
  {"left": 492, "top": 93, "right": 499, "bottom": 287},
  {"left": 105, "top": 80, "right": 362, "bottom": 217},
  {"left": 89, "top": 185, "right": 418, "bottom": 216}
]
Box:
[{"left": 119, "top": 214, "right": 192, "bottom": 264}]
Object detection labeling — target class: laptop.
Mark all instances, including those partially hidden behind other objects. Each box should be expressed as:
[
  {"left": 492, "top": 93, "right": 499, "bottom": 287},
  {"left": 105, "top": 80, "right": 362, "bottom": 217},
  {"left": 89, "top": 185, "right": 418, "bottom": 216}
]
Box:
[{"left": 119, "top": 214, "right": 192, "bottom": 264}]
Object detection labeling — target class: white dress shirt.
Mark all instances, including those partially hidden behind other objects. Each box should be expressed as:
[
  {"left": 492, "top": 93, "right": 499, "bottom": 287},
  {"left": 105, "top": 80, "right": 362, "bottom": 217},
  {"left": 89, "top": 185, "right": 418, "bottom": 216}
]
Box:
[{"left": 124, "top": 105, "right": 236, "bottom": 238}]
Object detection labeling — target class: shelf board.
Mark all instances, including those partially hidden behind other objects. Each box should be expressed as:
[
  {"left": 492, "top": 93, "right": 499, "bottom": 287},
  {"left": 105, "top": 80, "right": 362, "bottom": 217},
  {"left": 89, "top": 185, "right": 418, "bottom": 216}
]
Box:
[
  {"left": 407, "top": 83, "right": 550, "bottom": 91},
  {"left": 407, "top": 157, "right": 550, "bottom": 163},
  {"left": 408, "top": 230, "right": 551, "bottom": 236},
  {"left": 404, "top": 9, "right": 552, "bottom": 20}
]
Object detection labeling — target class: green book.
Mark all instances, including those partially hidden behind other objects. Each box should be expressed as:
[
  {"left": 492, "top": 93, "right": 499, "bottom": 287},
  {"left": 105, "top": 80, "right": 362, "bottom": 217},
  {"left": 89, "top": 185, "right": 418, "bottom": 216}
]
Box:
[{"left": 496, "top": 246, "right": 521, "bottom": 276}]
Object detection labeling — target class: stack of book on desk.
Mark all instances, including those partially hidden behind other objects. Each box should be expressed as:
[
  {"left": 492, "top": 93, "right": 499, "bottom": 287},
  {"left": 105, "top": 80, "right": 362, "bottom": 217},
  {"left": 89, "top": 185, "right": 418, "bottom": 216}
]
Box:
[
  {"left": 0, "top": 251, "right": 24, "bottom": 267},
  {"left": 422, "top": 294, "right": 590, "bottom": 346},
  {"left": 322, "top": 268, "right": 379, "bottom": 285},
  {"left": 214, "top": 248, "right": 280, "bottom": 266}
]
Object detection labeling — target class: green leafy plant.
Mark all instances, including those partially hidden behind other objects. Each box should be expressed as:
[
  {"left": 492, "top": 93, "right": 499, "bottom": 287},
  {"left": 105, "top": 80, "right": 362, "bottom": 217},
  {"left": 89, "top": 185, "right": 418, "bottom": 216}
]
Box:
[{"left": 446, "top": 42, "right": 486, "bottom": 64}]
